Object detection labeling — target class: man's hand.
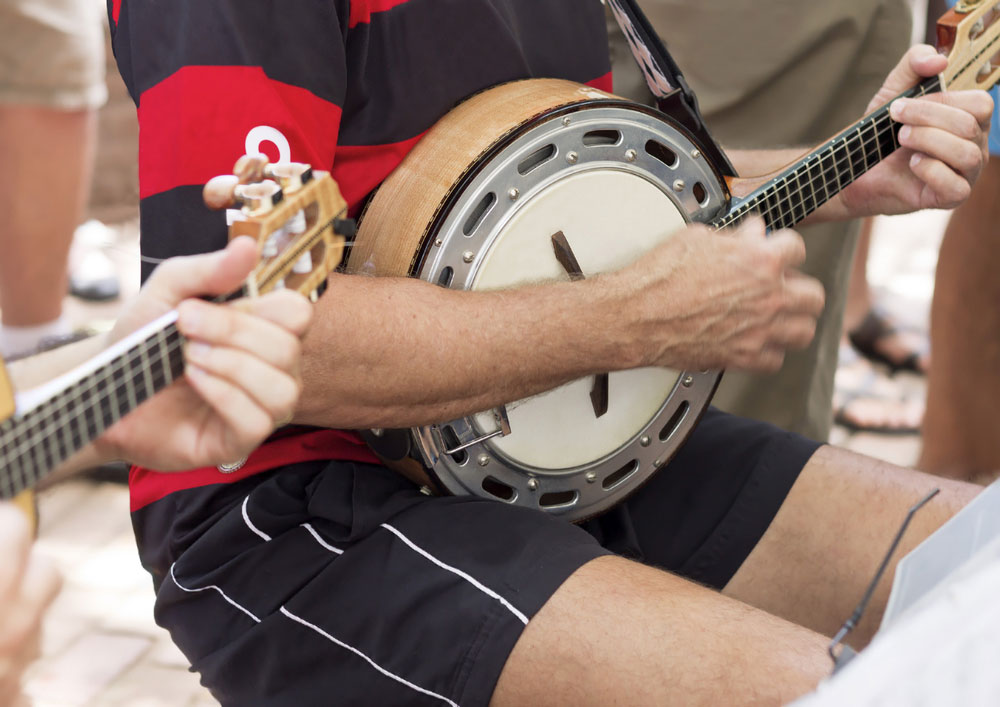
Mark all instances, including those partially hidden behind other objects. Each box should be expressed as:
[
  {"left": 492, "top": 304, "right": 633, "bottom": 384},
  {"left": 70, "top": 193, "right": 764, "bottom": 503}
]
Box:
[
  {"left": 610, "top": 217, "right": 824, "bottom": 372},
  {"left": 839, "top": 44, "right": 994, "bottom": 216},
  {"left": 94, "top": 237, "right": 313, "bottom": 470},
  {"left": 0, "top": 503, "right": 61, "bottom": 706}
]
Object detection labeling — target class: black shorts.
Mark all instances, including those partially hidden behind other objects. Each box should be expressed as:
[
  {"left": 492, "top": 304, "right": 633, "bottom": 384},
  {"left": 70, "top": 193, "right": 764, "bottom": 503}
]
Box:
[{"left": 136, "top": 408, "right": 820, "bottom": 706}]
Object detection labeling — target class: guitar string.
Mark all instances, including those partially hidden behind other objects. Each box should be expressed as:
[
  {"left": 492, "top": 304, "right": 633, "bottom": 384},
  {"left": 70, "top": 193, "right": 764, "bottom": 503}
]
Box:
[
  {"left": 716, "top": 128, "right": 891, "bottom": 230},
  {"left": 0, "top": 324, "right": 182, "bottom": 454},
  {"left": 0, "top": 204, "right": 350, "bottom": 458},
  {"left": 0, "top": 328, "right": 185, "bottom": 492},
  {"left": 0, "top": 333, "right": 183, "bottom": 498},
  {"left": 718, "top": 79, "right": 939, "bottom": 230},
  {"left": 0, "top": 328, "right": 182, "bottom": 467},
  {"left": 2, "top": 201, "right": 350, "bottom": 494},
  {"left": 717, "top": 101, "right": 907, "bottom": 229},
  {"left": 0, "top": 356, "right": 178, "bottom": 499},
  {"left": 726, "top": 122, "right": 892, "bottom": 229}
]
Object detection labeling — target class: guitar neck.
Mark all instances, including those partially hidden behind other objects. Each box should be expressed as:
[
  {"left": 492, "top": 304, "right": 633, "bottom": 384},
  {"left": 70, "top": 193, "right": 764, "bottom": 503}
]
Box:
[
  {"left": 0, "top": 311, "right": 186, "bottom": 499},
  {"left": 711, "top": 76, "right": 942, "bottom": 231}
]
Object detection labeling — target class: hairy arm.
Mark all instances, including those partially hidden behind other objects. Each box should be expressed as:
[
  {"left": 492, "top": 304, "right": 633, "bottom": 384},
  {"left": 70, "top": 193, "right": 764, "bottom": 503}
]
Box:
[
  {"left": 295, "top": 220, "right": 823, "bottom": 429},
  {"left": 296, "top": 273, "right": 627, "bottom": 429}
]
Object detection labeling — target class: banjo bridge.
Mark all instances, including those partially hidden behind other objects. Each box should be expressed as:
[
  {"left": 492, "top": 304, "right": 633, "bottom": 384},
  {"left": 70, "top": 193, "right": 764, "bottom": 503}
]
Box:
[{"left": 442, "top": 405, "right": 512, "bottom": 456}]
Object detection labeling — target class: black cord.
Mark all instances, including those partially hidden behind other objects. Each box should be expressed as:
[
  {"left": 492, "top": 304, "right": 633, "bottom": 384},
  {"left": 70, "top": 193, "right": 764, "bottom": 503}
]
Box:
[{"left": 828, "top": 487, "right": 941, "bottom": 668}]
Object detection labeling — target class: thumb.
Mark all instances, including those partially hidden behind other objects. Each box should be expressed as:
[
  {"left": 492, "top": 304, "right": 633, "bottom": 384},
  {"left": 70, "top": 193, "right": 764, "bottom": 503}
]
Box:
[
  {"left": 146, "top": 236, "right": 259, "bottom": 304},
  {"left": 871, "top": 45, "right": 948, "bottom": 108}
]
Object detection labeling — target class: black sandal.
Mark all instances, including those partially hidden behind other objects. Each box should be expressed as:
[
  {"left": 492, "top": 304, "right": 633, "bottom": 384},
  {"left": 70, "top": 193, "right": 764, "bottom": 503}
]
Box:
[{"left": 847, "top": 309, "right": 928, "bottom": 376}]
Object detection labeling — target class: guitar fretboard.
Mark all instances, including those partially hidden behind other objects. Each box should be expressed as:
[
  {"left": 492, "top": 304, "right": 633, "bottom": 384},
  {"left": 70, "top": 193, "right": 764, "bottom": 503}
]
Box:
[
  {"left": 711, "top": 76, "right": 942, "bottom": 231},
  {"left": 0, "top": 313, "right": 186, "bottom": 499}
]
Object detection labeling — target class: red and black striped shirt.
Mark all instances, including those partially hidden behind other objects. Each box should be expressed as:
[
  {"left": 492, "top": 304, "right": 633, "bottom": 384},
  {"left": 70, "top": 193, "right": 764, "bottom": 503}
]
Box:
[{"left": 109, "top": 0, "right": 612, "bottom": 515}]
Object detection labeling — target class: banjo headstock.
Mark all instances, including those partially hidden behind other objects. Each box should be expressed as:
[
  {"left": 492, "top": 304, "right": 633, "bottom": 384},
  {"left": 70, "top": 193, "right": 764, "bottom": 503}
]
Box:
[
  {"left": 937, "top": 0, "right": 1000, "bottom": 91},
  {"left": 204, "top": 156, "right": 351, "bottom": 300}
]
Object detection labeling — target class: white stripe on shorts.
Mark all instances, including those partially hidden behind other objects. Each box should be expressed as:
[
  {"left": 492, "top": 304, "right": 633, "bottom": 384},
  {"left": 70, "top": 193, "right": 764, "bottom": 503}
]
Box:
[
  {"left": 381, "top": 522, "right": 529, "bottom": 625},
  {"left": 280, "top": 606, "right": 459, "bottom": 706},
  {"left": 169, "top": 562, "right": 261, "bottom": 624},
  {"left": 241, "top": 495, "right": 272, "bottom": 542},
  {"left": 301, "top": 522, "right": 344, "bottom": 554}
]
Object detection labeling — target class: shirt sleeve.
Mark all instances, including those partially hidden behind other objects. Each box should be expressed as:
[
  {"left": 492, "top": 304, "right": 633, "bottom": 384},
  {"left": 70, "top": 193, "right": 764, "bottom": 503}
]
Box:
[{"left": 109, "top": 0, "right": 350, "bottom": 280}]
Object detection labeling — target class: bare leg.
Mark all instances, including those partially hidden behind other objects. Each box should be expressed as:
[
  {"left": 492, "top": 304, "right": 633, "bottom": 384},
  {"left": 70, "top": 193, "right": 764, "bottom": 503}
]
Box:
[
  {"left": 493, "top": 556, "right": 829, "bottom": 706},
  {"left": 724, "top": 445, "right": 977, "bottom": 645},
  {"left": 920, "top": 159, "right": 1000, "bottom": 482},
  {"left": 0, "top": 105, "right": 96, "bottom": 327},
  {"left": 494, "top": 447, "right": 977, "bottom": 705}
]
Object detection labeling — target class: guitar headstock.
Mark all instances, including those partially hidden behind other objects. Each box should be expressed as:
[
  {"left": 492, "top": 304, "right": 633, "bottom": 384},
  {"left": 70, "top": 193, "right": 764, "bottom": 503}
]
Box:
[
  {"left": 204, "top": 156, "right": 352, "bottom": 299},
  {"left": 937, "top": 1, "right": 1000, "bottom": 91}
]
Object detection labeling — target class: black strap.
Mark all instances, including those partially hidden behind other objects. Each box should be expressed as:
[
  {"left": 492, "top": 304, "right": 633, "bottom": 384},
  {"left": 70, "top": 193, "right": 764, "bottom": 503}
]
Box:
[{"left": 607, "top": 0, "right": 737, "bottom": 177}]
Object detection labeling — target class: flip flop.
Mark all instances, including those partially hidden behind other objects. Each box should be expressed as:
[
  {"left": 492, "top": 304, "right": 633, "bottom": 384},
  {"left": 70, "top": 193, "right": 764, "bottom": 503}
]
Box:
[
  {"left": 833, "top": 345, "right": 923, "bottom": 435},
  {"left": 833, "top": 391, "right": 922, "bottom": 435},
  {"left": 847, "top": 308, "right": 929, "bottom": 376}
]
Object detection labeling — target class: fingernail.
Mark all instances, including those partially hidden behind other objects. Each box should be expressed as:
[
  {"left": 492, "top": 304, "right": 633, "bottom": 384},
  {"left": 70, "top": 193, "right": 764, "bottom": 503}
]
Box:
[
  {"left": 898, "top": 125, "right": 912, "bottom": 141},
  {"left": 178, "top": 301, "right": 205, "bottom": 333},
  {"left": 911, "top": 153, "right": 923, "bottom": 167},
  {"left": 185, "top": 363, "right": 206, "bottom": 383},
  {"left": 187, "top": 341, "right": 211, "bottom": 362},
  {"left": 890, "top": 99, "right": 906, "bottom": 119}
]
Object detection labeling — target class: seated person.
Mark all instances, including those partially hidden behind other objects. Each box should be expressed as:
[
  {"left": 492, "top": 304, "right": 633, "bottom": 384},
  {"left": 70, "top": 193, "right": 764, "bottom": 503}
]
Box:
[
  {"left": 0, "top": 236, "right": 312, "bottom": 705},
  {"left": 109, "top": 2, "right": 994, "bottom": 703}
]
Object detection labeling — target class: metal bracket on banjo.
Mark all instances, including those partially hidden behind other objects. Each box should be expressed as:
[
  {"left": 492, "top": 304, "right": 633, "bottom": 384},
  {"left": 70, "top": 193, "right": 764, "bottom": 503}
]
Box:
[{"left": 441, "top": 406, "right": 512, "bottom": 456}]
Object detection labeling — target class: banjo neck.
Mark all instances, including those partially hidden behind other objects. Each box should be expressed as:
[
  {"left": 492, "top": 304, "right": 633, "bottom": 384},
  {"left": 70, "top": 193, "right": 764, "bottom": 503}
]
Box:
[
  {"left": 714, "top": 76, "right": 942, "bottom": 232},
  {"left": 0, "top": 314, "right": 186, "bottom": 501}
]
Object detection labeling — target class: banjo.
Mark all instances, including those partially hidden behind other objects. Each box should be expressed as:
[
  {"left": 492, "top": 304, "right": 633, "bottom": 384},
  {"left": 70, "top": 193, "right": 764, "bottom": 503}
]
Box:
[
  {"left": 2, "top": 159, "right": 349, "bottom": 529},
  {"left": 348, "top": 1, "right": 1000, "bottom": 522}
]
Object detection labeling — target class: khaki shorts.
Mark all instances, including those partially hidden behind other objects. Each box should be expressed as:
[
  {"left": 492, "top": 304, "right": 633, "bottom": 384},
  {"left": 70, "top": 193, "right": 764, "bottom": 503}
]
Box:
[{"left": 0, "top": 0, "right": 107, "bottom": 110}]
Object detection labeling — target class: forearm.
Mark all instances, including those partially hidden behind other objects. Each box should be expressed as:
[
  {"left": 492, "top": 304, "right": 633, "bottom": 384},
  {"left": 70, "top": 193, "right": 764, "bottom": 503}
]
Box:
[
  {"left": 727, "top": 148, "right": 809, "bottom": 179},
  {"left": 295, "top": 272, "right": 636, "bottom": 429}
]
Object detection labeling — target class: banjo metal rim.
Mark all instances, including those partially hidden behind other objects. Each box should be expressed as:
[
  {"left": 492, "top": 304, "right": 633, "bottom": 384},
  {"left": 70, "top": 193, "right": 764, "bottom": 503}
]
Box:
[{"left": 403, "top": 98, "right": 728, "bottom": 522}]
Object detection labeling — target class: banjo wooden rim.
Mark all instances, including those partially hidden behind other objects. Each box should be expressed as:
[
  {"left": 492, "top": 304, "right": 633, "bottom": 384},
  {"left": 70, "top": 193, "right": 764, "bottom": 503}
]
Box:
[{"left": 347, "top": 78, "right": 730, "bottom": 279}]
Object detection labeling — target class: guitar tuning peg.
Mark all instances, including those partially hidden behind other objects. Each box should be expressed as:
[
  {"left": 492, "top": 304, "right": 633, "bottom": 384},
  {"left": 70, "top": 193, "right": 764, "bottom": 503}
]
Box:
[
  {"left": 233, "top": 155, "right": 270, "bottom": 185},
  {"left": 265, "top": 162, "right": 313, "bottom": 193},
  {"left": 293, "top": 251, "right": 314, "bottom": 274},
  {"left": 234, "top": 179, "right": 283, "bottom": 215},
  {"left": 203, "top": 174, "right": 241, "bottom": 210}
]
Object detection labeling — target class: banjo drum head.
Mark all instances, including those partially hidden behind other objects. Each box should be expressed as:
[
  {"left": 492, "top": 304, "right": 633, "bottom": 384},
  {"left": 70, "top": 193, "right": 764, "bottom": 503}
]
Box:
[
  {"left": 471, "top": 169, "right": 686, "bottom": 471},
  {"left": 410, "top": 95, "right": 728, "bottom": 521}
]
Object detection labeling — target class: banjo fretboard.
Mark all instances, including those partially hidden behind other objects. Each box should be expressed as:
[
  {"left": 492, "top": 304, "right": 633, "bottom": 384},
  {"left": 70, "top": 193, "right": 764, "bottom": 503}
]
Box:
[
  {"left": 0, "top": 314, "right": 185, "bottom": 500},
  {"left": 712, "top": 76, "right": 942, "bottom": 232}
]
